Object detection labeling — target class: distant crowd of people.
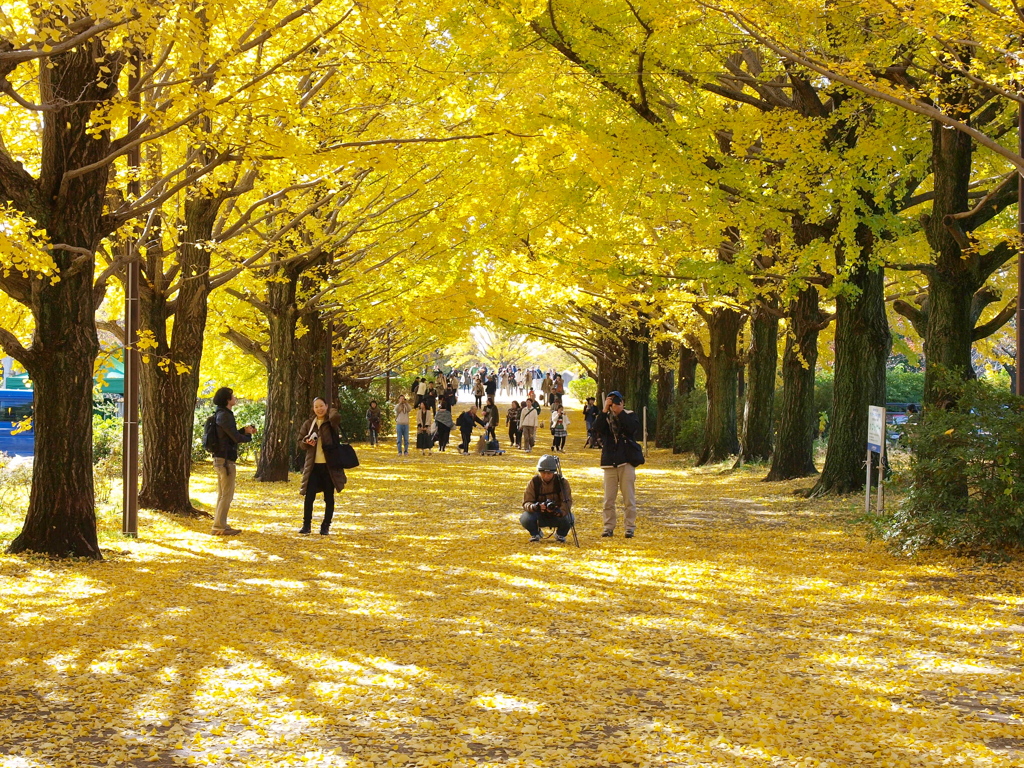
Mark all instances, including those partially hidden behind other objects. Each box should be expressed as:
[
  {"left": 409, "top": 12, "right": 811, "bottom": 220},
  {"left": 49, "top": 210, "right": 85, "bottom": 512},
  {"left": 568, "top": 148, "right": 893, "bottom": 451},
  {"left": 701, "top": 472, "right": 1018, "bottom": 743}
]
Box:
[{"left": 374, "top": 365, "right": 583, "bottom": 456}]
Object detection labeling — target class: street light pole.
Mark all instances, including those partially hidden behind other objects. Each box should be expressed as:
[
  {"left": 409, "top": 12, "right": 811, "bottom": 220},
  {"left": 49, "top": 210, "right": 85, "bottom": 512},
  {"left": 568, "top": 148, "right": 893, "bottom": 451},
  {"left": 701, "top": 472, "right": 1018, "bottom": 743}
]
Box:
[
  {"left": 122, "top": 53, "right": 141, "bottom": 538},
  {"left": 1017, "top": 101, "right": 1023, "bottom": 397}
]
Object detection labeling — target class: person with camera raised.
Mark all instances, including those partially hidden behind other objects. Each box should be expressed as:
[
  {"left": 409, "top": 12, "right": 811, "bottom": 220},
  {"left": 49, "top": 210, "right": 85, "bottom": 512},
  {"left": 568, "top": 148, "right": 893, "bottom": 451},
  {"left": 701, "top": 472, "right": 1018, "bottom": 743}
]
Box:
[
  {"left": 521, "top": 454, "right": 574, "bottom": 543},
  {"left": 594, "top": 390, "right": 642, "bottom": 538}
]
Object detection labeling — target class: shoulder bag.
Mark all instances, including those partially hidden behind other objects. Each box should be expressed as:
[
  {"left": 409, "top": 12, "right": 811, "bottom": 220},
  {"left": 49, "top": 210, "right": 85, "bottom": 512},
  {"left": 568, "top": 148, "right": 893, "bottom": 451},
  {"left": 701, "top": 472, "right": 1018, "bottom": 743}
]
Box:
[{"left": 324, "top": 424, "right": 360, "bottom": 470}]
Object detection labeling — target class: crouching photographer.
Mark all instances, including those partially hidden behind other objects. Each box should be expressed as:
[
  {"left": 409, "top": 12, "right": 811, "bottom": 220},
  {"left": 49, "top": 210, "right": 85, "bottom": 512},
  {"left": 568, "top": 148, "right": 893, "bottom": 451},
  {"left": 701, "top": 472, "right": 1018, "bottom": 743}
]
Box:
[{"left": 521, "top": 454, "right": 574, "bottom": 543}]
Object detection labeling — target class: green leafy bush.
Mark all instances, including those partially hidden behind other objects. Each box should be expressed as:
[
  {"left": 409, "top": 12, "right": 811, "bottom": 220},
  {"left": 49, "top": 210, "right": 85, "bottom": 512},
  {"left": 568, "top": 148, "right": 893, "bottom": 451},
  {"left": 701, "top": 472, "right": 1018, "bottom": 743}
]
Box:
[
  {"left": 567, "top": 376, "right": 597, "bottom": 402},
  {"left": 663, "top": 389, "right": 706, "bottom": 455},
  {"left": 0, "top": 452, "right": 32, "bottom": 514},
  {"left": 870, "top": 375, "right": 1024, "bottom": 556},
  {"left": 886, "top": 367, "right": 925, "bottom": 405},
  {"left": 93, "top": 415, "right": 123, "bottom": 464},
  {"left": 192, "top": 399, "right": 266, "bottom": 464}
]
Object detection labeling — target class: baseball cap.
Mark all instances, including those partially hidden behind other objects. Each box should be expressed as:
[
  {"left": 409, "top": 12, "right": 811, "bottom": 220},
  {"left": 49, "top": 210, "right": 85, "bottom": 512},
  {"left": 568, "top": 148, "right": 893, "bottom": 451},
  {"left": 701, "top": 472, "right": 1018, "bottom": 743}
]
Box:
[{"left": 608, "top": 391, "right": 623, "bottom": 404}]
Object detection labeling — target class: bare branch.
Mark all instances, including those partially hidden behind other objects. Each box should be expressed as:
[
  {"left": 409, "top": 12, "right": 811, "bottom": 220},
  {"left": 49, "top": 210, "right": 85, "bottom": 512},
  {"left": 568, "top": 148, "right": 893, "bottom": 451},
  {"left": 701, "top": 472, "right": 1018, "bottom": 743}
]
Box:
[
  {"left": 0, "top": 327, "right": 34, "bottom": 368},
  {"left": 223, "top": 328, "right": 270, "bottom": 368},
  {"left": 973, "top": 299, "right": 1017, "bottom": 341}
]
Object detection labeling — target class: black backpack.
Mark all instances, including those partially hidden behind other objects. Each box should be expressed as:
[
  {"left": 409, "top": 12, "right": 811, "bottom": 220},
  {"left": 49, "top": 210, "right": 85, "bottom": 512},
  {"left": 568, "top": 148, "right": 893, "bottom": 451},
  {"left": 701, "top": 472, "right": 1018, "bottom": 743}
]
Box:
[{"left": 203, "top": 412, "right": 219, "bottom": 453}]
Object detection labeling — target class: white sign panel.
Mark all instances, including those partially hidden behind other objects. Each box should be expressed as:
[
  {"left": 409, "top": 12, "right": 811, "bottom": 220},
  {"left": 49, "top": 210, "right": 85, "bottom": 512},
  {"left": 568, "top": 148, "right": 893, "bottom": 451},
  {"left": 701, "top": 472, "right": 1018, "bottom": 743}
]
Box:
[{"left": 867, "top": 405, "right": 885, "bottom": 453}]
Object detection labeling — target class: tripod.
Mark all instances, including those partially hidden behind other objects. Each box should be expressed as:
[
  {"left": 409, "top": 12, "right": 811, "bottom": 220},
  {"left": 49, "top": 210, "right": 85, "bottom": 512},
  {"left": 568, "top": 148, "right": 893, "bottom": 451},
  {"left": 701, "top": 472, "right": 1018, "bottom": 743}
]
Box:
[{"left": 552, "top": 454, "right": 580, "bottom": 548}]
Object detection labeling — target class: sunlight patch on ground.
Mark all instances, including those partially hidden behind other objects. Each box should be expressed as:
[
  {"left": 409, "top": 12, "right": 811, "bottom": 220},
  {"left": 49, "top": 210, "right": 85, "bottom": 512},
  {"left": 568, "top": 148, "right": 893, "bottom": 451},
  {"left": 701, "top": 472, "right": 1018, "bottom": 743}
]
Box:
[{"left": 1, "top": 408, "right": 1022, "bottom": 766}]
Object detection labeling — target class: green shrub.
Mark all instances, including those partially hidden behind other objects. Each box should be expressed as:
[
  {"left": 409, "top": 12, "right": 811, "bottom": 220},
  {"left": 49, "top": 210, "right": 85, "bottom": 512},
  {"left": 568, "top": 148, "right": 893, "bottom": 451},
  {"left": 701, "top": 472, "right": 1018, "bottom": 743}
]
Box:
[
  {"left": 567, "top": 376, "right": 597, "bottom": 402},
  {"left": 664, "top": 389, "right": 706, "bottom": 455},
  {"left": 192, "top": 399, "right": 266, "bottom": 464},
  {"left": 334, "top": 384, "right": 394, "bottom": 441},
  {"left": 870, "top": 375, "right": 1024, "bottom": 556},
  {"left": 93, "top": 415, "right": 123, "bottom": 464},
  {"left": 813, "top": 373, "right": 834, "bottom": 438},
  {"left": 886, "top": 367, "right": 925, "bottom": 405},
  {"left": 0, "top": 452, "right": 32, "bottom": 515}
]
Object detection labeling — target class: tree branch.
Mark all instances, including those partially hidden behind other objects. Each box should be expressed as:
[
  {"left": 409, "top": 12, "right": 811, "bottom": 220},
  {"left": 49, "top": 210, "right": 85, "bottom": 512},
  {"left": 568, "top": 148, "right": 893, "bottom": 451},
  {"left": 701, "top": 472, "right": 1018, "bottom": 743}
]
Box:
[
  {"left": 223, "top": 328, "right": 270, "bottom": 368},
  {"left": 973, "top": 299, "right": 1017, "bottom": 341},
  {"left": 0, "top": 327, "right": 35, "bottom": 368}
]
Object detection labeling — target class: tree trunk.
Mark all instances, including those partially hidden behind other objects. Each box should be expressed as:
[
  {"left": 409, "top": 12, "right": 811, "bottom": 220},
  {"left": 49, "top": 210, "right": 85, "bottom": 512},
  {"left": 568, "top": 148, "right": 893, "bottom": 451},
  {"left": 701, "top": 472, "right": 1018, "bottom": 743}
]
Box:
[
  {"left": 921, "top": 120, "right": 979, "bottom": 405},
  {"left": 811, "top": 228, "right": 890, "bottom": 496},
  {"left": 697, "top": 307, "right": 743, "bottom": 464},
  {"left": 655, "top": 341, "right": 675, "bottom": 448},
  {"left": 766, "top": 286, "right": 823, "bottom": 481},
  {"left": 740, "top": 302, "right": 778, "bottom": 463},
  {"left": 7, "top": 45, "right": 113, "bottom": 558},
  {"left": 290, "top": 310, "right": 327, "bottom": 471},
  {"left": 623, "top": 329, "right": 651, "bottom": 418},
  {"left": 255, "top": 268, "right": 300, "bottom": 481},
  {"left": 138, "top": 197, "right": 216, "bottom": 514},
  {"left": 596, "top": 344, "right": 628, "bottom": 399},
  {"left": 8, "top": 298, "right": 100, "bottom": 558},
  {"left": 678, "top": 343, "right": 698, "bottom": 395}
]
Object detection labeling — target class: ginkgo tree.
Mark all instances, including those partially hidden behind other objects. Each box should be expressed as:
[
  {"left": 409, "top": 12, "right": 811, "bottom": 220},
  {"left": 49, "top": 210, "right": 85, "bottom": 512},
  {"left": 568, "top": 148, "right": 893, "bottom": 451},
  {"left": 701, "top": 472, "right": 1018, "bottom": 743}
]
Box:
[{"left": 0, "top": 0, "right": 368, "bottom": 557}]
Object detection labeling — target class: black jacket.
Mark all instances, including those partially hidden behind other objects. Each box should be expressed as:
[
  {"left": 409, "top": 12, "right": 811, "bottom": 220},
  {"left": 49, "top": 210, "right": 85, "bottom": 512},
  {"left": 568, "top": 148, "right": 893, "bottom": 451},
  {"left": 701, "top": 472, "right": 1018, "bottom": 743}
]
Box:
[
  {"left": 594, "top": 409, "right": 641, "bottom": 467},
  {"left": 213, "top": 407, "right": 253, "bottom": 462},
  {"left": 456, "top": 411, "right": 485, "bottom": 431}
]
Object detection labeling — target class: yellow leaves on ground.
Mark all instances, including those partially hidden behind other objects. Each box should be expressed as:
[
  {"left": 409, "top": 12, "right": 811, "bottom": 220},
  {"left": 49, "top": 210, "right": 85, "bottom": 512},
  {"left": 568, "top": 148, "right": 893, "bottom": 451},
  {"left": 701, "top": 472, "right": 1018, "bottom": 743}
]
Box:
[{"left": 1, "top": 411, "right": 1022, "bottom": 767}]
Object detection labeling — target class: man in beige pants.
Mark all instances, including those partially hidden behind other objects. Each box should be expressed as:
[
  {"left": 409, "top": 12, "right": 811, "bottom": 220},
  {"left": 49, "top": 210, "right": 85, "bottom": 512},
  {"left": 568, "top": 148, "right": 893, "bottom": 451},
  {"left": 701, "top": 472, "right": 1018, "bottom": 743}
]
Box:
[
  {"left": 593, "top": 391, "right": 642, "bottom": 538},
  {"left": 209, "top": 387, "right": 256, "bottom": 535}
]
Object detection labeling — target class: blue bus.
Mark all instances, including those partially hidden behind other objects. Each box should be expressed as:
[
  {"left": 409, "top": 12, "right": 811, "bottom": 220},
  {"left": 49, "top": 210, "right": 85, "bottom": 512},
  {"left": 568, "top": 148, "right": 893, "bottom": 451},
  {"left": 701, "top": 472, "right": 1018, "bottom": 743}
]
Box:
[{"left": 0, "top": 389, "right": 34, "bottom": 455}]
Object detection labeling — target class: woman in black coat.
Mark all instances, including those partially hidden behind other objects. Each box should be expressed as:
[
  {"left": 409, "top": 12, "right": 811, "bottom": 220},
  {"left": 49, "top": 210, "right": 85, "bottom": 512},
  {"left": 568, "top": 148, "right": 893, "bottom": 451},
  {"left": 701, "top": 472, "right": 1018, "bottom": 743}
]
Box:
[{"left": 297, "top": 397, "right": 347, "bottom": 535}]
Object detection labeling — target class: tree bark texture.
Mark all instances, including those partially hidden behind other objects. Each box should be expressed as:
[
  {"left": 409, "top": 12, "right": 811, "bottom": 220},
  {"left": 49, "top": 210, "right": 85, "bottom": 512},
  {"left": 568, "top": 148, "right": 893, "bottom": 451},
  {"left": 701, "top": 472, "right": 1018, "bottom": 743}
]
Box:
[
  {"left": 655, "top": 341, "right": 675, "bottom": 448},
  {"left": 811, "top": 230, "right": 890, "bottom": 496},
  {"left": 922, "top": 120, "right": 979, "bottom": 404},
  {"left": 695, "top": 307, "right": 743, "bottom": 465},
  {"left": 623, "top": 329, "right": 651, "bottom": 420},
  {"left": 740, "top": 302, "right": 778, "bottom": 463},
  {"left": 290, "top": 310, "right": 327, "bottom": 471},
  {"left": 596, "top": 344, "right": 629, "bottom": 400},
  {"left": 677, "top": 343, "right": 698, "bottom": 396},
  {"left": 766, "top": 286, "right": 824, "bottom": 481},
  {"left": 138, "top": 197, "right": 217, "bottom": 514},
  {"left": 6, "top": 47, "right": 113, "bottom": 558},
  {"left": 255, "top": 267, "right": 301, "bottom": 481}
]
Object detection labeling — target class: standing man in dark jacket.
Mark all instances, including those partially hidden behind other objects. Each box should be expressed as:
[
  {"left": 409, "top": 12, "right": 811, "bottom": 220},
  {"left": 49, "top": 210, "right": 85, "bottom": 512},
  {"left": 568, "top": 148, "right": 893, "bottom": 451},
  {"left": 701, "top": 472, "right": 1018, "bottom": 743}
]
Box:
[
  {"left": 593, "top": 391, "right": 641, "bottom": 538},
  {"left": 211, "top": 387, "right": 256, "bottom": 535}
]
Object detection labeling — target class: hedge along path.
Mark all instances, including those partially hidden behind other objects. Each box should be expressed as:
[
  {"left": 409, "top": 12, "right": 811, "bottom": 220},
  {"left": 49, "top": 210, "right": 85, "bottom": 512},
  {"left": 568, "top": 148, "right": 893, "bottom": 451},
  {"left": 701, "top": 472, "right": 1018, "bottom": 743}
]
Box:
[{"left": 1, "top": 407, "right": 1022, "bottom": 768}]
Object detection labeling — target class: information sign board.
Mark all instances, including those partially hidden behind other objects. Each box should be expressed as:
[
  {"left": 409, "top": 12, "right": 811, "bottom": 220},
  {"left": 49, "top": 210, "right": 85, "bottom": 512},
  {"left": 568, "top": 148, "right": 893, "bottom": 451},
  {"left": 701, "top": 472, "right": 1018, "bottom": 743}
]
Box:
[{"left": 867, "top": 405, "right": 885, "bottom": 453}]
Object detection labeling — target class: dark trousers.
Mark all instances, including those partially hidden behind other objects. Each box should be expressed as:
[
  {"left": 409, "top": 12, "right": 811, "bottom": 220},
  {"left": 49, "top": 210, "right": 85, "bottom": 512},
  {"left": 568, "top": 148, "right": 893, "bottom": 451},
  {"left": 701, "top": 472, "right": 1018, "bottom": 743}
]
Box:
[
  {"left": 474, "top": 395, "right": 483, "bottom": 408},
  {"left": 508, "top": 423, "right": 520, "bottom": 447},
  {"left": 459, "top": 426, "right": 473, "bottom": 452},
  {"left": 435, "top": 424, "right": 451, "bottom": 451},
  {"left": 303, "top": 464, "right": 335, "bottom": 532},
  {"left": 520, "top": 509, "right": 574, "bottom": 537},
  {"left": 552, "top": 434, "right": 566, "bottom": 451},
  {"left": 368, "top": 427, "right": 379, "bottom": 446}
]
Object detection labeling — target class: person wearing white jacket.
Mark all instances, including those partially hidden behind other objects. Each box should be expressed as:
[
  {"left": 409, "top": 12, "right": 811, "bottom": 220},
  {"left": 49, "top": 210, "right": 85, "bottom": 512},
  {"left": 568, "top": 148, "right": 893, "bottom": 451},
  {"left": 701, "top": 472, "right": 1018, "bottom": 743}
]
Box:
[
  {"left": 519, "top": 397, "right": 541, "bottom": 452},
  {"left": 550, "top": 404, "right": 569, "bottom": 452}
]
